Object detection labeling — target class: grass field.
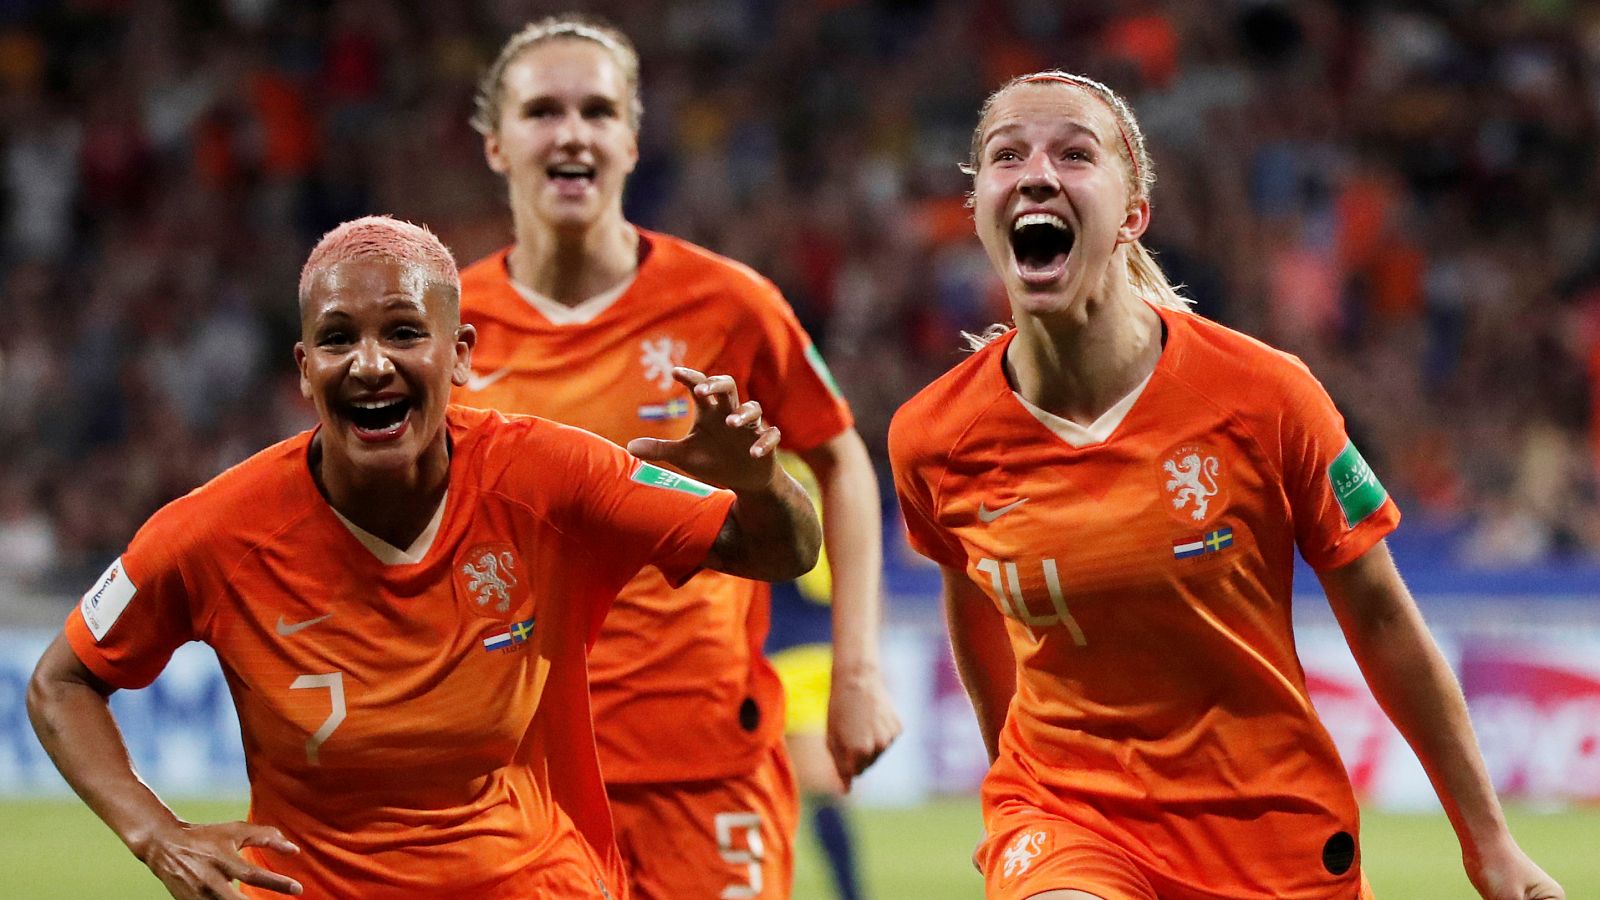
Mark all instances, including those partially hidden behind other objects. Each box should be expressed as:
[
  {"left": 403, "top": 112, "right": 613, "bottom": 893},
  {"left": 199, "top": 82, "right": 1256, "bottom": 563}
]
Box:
[{"left": 1, "top": 797, "right": 1593, "bottom": 898}]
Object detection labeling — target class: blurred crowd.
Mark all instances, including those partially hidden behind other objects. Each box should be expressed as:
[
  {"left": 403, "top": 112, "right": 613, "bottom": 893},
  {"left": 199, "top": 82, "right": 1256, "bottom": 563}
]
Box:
[{"left": 3, "top": 0, "right": 1600, "bottom": 596}]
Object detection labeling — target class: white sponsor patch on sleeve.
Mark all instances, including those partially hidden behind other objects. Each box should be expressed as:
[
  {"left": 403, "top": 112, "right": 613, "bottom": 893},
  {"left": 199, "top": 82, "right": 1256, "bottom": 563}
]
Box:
[{"left": 80, "top": 557, "right": 137, "bottom": 642}]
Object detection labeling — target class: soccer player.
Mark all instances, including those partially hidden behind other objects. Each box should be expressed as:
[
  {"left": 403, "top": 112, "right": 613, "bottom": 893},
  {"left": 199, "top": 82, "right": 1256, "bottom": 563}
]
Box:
[
  {"left": 26, "top": 215, "right": 820, "bottom": 899},
  {"left": 459, "top": 15, "right": 900, "bottom": 899},
  {"left": 887, "top": 72, "right": 1565, "bottom": 900}
]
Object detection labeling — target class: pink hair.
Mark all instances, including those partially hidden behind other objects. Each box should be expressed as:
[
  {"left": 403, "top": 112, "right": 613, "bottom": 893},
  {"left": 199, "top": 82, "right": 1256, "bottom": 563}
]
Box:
[{"left": 298, "top": 215, "right": 459, "bottom": 307}]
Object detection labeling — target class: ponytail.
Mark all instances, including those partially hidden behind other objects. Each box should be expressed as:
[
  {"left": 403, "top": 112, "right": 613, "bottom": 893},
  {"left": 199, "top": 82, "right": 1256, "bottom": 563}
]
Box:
[{"left": 1126, "top": 240, "right": 1191, "bottom": 311}]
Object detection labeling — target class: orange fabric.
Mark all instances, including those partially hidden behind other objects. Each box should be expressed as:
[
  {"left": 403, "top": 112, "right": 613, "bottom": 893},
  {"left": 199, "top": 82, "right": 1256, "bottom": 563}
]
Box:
[
  {"left": 456, "top": 231, "right": 852, "bottom": 784},
  {"left": 65, "top": 406, "right": 736, "bottom": 898},
  {"left": 979, "top": 801, "right": 1157, "bottom": 899},
  {"left": 889, "top": 306, "right": 1399, "bottom": 900},
  {"left": 982, "top": 800, "right": 1378, "bottom": 900},
  {"left": 609, "top": 742, "right": 798, "bottom": 900}
]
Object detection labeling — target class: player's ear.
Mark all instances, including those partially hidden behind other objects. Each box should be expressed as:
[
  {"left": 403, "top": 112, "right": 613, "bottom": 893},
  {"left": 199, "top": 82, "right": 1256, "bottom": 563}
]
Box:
[
  {"left": 293, "top": 342, "right": 312, "bottom": 399},
  {"left": 1117, "top": 196, "right": 1150, "bottom": 244},
  {"left": 484, "top": 131, "right": 509, "bottom": 176},
  {"left": 451, "top": 324, "right": 477, "bottom": 387}
]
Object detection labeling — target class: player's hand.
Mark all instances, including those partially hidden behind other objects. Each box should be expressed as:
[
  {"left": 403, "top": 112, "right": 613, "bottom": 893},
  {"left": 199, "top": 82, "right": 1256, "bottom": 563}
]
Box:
[
  {"left": 826, "top": 665, "right": 903, "bottom": 789},
  {"left": 627, "top": 367, "right": 781, "bottom": 495},
  {"left": 140, "top": 819, "right": 302, "bottom": 899},
  {"left": 1466, "top": 840, "right": 1563, "bottom": 900}
]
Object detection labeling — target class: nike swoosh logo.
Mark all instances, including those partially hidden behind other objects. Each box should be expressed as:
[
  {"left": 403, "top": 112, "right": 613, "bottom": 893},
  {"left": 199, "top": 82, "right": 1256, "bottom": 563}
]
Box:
[
  {"left": 977, "top": 498, "right": 1029, "bottom": 523},
  {"left": 463, "top": 367, "right": 512, "bottom": 392},
  {"left": 276, "top": 613, "right": 333, "bottom": 637}
]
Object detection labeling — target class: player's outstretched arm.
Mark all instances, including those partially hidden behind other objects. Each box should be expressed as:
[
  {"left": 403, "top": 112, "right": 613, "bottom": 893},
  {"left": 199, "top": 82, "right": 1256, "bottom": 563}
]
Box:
[
  {"left": 1318, "top": 541, "right": 1563, "bottom": 900},
  {"left": 28, "top": 633, "right": 303, "bottom": 899},
  {"left": 941, "top": 566, "right": 1016, "bottom": 764},
  {"left": 798, "top": 431, "right": 903, "bottom": 787},
  {"left": 628, "top": 366, "right": 821, "bottom": 582}
]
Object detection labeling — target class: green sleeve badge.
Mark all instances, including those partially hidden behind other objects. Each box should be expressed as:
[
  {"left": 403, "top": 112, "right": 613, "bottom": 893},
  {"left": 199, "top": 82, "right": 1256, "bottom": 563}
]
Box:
[
  {"left": 805, "top": 344, "right": 843, "bottom": 398},
  {"left": 1328, "top": 440, "right": 1387, "bottom": 526},
  {"left": 631, "top": 463, "right": 716, "bottom": 497}
]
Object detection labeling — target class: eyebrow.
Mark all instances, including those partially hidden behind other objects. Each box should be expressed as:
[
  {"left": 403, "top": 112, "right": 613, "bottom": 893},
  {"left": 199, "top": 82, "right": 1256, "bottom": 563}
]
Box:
[{"left": 984, "top": 120, "right": 1103, "bottom": 147}]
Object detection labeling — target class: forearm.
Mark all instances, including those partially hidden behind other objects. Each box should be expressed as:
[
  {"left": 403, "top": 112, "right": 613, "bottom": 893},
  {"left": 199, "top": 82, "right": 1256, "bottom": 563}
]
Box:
[
  {"left": 709, "top": 468, "right": 822, "bottom": 581},
  {"left": 943, "top": 569, "right": 1015, "bottom": 763},
  {"left": 1340, "top": 601, "right": 1509, "bottom": 857},
  {"left": 805, "top": 433, "right": 885, "bottom": 675},
  {"left": 27, "top": 639, "right": 181, "bottom": 860}
]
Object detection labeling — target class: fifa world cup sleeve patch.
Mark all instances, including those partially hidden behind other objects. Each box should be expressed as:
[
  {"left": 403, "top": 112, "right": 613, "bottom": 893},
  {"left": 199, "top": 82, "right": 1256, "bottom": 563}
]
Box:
[
  {"left": 81, "top": 557, "right": 138, "bottom": 641},
  {"left": 631, "top": 462, "right": 716, "bottom": 497},
  {"left": 1327, "top": 440, "right": 1388, "bottom": 527},
  {"left": 804, "top": 344, "right": 843, "bottom": 398}
]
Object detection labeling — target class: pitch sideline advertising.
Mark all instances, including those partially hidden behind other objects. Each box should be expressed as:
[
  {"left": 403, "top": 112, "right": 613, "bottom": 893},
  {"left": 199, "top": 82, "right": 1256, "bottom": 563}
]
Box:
[{"left": 1, "top": 624, "right": 1597, "bottom": 807}]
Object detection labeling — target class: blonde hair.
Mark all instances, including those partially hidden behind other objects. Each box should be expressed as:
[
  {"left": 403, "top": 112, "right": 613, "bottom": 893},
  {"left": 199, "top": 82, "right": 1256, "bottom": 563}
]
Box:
[
  {"left": 470, "top": 13, "right": 642, "bottom": 135},
  {"left": 962, "top": 70, "right": 1189, "bottom": 347}
]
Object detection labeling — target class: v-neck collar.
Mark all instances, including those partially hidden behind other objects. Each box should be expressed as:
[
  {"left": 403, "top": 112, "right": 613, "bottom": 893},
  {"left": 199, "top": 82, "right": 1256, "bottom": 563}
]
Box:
[{"left": 994, "top": 302, "right": 1181, "bottom": 450}]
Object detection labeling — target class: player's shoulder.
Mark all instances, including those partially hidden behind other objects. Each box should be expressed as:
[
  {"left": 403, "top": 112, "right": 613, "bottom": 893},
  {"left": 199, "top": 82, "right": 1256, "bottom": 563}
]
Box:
[
  {"left": 640, "top": 230, "right": 787, "bottom": 314},
  {"left": 449, "top": 404, "right": 624, "bottom": 486},
  {"left": 1162, "top": 306, "right": 1326, "bottom": 407},
  {"left": 889, "top": 334, "right": 1011, "bottom": 468},
  {"left": 136, "top": 431, "right": 320, "bottom": 559},
  {"left": 458, "top": 246, "right": 516, "bottom": 313}
]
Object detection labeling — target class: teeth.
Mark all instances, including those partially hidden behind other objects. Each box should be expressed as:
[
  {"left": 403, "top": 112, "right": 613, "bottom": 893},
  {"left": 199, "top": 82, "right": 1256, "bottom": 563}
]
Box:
[
  {"left": 1014, "top": 212, "right": 1068, "bottom": 232},
  {"left": 352, "top": 399, "right": 402, "bottom": 410},
  {"left": 551, "top": 164, "right": 593, "bottom": 176}
]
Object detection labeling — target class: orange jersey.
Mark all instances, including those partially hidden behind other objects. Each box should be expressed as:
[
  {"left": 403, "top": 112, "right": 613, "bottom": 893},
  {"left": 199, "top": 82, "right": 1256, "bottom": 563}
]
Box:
[
  {"left": 66, "top": 406, "right": 735, "bottom": 898},
  {"left": 889, "top": 306, "right": 1400, "bottom": 899},
  {"left": 457, "top": 231, "right": 851, "bottom": 783}
]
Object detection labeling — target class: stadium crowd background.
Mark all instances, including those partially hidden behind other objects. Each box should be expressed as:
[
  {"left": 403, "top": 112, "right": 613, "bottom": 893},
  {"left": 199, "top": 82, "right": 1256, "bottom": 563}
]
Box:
[{"left": 2, "top": 0, "right": 1600, "bottom": 600}]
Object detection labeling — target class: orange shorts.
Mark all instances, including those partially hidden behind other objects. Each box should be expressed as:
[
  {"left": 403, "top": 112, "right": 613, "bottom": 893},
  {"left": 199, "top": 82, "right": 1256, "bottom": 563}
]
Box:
[
  {"left": 979, "top": 802, "right": 1377, "bottom": 900},
  {"left": 240, "top": 824, "right": 620, "bottom": 900},
  {"left": 608, "top": 741, "right": 799, "bottom": 899}
]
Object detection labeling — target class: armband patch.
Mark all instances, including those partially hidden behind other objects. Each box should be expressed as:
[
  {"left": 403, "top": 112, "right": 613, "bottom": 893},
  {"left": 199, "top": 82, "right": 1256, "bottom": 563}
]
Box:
[
  {"left": 1328, "top": 440, "right": 1387, "bottom": 527},
  {"left": 631, "top": 463, "right": 716, "bottom": 497},
  {"left": 81, "top": 557, "right": 137, "bottom": 642},
  {"left": 805, "top": 344, "right": 843, "bottom": 398}
]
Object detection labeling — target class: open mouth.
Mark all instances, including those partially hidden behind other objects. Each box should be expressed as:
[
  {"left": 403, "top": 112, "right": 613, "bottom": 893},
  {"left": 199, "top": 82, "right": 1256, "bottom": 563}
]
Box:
[
  {"left": 547, "top": 162, "right": 596, "bottom": 192},
  {"left": 1010, "top": 212, "right": 1075, "bottom": 283},
  {"left": 344, "top": 397, "right": 412, "bottom": 441}
]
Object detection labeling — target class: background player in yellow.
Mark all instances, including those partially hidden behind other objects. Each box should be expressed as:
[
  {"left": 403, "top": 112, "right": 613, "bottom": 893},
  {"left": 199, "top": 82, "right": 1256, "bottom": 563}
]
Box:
[
  {"left": 457, "top": 14, "right": 900, "bottom": 899},
  {"left": 888, "top": 72, "right": 1564, "bottom": 900}
]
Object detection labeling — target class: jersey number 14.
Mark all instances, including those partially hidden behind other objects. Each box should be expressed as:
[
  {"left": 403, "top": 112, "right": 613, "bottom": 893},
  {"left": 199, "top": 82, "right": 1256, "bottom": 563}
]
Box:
[{"left": 975, "top": 558, "right": 1086, "bottom": 645}]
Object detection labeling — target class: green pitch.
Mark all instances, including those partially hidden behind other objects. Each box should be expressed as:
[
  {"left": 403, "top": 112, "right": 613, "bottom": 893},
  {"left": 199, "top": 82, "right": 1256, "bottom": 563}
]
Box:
[{"left": 0, "top": 797, "right": 1593, "bottom": 898}]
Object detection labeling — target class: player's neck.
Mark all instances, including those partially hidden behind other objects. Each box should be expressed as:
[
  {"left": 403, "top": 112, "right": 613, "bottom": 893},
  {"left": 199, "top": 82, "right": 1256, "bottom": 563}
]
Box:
[
  {"left": 1005, "top": 286, "right": 1162, "bottom": 427},
  {"left": 311, "top": 437, "right": 451, "bottom": 550},
  {"left": 508, "top": 219, "right": 638, "bottom": 308}
]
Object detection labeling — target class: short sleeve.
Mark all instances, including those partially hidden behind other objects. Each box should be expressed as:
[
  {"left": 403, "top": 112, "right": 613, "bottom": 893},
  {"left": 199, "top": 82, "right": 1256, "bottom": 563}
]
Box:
[
  {"left": 63, "top": 512, "right": 198, "bottom": 690},
  {"left": 1278, "top": 363, "right": 1400, "bottom": 571},
  {"left": 888, "top": 408, "right": 968, "bottom": 570},
  {"left": 739, "top": 282, "right": 854, "bottom": 453},
  {"left": 544, "top": 425, "right": 736, "bottom": 590}
]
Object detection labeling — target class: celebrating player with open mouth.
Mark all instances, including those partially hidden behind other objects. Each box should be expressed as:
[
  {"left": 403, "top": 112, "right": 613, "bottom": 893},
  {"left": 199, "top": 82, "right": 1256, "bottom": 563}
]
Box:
[
  {"left": 888, "top": 72, "right": 1563, "bottom": 900},
  {"left": 27, "top": 215, "right": 819, "bottom": 899},
  {"left": 458, "top": 15, "right": 900, "bottom": 899}
]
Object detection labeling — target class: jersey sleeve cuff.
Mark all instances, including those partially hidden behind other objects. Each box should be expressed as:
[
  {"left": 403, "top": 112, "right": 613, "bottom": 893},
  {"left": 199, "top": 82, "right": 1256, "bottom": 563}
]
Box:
[
  {"left": 656, "top": 489, "right": 738, "bottom": 588},
  {"left": 1305, "top": 498, "right": 1401, "bottom": 572}
]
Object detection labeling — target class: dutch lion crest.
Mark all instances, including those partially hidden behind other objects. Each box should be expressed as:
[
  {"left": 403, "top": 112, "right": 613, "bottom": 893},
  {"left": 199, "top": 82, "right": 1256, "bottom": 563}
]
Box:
[
  {"left": 1002, "top": 830, "right": 1047, "bottom": 880},
  {"left": 461, "top": 548, "right": 518, "bottom": 613},
  {"left": 1162, "top": 445, "right": 1224, "bottom": 522}
]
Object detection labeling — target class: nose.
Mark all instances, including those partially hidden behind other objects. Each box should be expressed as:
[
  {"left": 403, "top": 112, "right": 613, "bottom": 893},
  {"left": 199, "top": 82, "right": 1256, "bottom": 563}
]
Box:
[
  {"left": 349, "top": 338, "right": 395, "bottom": 385},
  {"left": 1017, "top": 151, "right": 1060, "bottom": 199},
  {"left": 552, "top": 110, "right": 586, "bottom": 149}
]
